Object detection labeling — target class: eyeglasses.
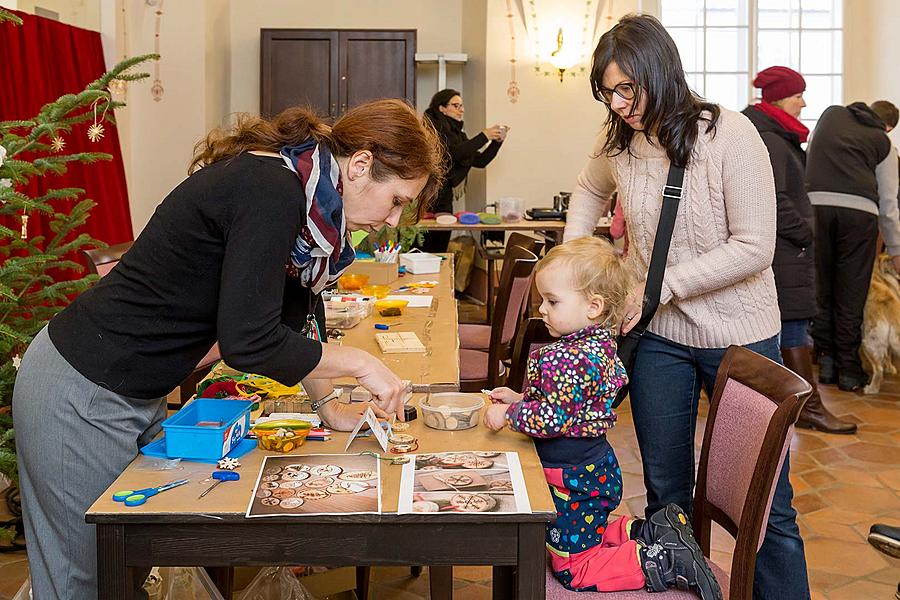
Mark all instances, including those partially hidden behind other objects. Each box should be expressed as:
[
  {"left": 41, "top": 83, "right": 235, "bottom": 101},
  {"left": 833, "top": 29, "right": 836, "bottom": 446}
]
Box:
[
  {"left": 592, "top": 81, "right": 637, "bottom": 106},
  {"left": 448, "top": 102, "right": 464, "bottom": 109}
]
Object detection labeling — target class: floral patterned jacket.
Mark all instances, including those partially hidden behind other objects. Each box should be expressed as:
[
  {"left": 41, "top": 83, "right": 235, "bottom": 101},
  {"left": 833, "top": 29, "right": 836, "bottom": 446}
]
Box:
[{"left": 505, "top": 323, "right": 626, "bottom": 438}]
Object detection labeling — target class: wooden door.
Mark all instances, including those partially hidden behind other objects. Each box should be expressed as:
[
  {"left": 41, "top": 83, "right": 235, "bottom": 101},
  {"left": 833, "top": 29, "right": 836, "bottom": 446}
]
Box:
[
  {"left": 261, "top": 29, "right": 416, "bottom": 119},
  {"left": 338, "top": 30, "right": 416, "bottom": 115},
  {"left": 260, "top": 29, "right": 339, "bottom": 118}
]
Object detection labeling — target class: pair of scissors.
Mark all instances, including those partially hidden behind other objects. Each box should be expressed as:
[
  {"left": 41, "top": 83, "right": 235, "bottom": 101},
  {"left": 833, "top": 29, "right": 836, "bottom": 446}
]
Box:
[{"left": 112, "top": 479, "right": 190, "bottom": 507}]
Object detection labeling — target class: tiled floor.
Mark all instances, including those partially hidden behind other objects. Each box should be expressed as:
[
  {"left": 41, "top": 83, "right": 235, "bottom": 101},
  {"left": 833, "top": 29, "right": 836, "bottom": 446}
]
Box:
[{"left": 1, "top": 338, "right": 899, "bottom": 598}]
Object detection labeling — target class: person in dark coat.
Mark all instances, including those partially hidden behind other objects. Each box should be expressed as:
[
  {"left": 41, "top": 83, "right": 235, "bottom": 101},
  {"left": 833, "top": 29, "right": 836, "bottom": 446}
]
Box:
[
  {"left": 743, "top": 66, "right": 856, "bottom": 434},
  {"left": 420, "top": 88, "right": 507, "bottom": 252}
]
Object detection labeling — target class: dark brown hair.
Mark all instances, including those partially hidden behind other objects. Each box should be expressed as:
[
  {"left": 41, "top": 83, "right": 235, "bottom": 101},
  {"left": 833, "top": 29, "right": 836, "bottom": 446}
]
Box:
[
  {"left": 190, "top": 99, "right": 445, "bottom": 220},
  {"left": 589, "top": 14, "right": 720, "bottom": 168},
  {"left": 870, "top": 100, "right": 899, "bottom": 129}
]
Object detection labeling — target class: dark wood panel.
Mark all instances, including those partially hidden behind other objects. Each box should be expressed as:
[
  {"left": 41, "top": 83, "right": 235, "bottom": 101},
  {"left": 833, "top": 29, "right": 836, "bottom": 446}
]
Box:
[
  {"left": 122, "top": 522, "right": 520, "bottom": 566},
  {"left": 339, "top": 31, "right": 416, "bottom": 112},
  {"left": 260, "top": 30, "right": 338, "bottom": 118}
]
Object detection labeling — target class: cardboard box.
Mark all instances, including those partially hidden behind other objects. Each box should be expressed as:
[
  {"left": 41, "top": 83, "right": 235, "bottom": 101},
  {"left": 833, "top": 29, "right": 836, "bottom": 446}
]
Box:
[
  {"left": 232, "top": 566, "right": 357, "bottom": 598},
  {"left": 399, "top": 251, "right": 441, "bottom": 274},
  {"left": 345, "top": 260, "right": 398, "bottom": 284}
]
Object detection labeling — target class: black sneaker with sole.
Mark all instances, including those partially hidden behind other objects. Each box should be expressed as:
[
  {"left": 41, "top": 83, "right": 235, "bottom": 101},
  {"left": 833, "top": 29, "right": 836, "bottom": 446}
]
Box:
[
  {"left": 868, "top": 523, "right": 900, "bottom": 559},
  {"left": 639, "top": 504, "right": 722, "bottom": 600}
]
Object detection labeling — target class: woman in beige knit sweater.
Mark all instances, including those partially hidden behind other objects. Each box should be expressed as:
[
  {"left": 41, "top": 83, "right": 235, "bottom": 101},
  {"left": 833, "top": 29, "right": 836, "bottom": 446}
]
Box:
[{"left": 564, "top": 15, "right": 809, "bottom": 599}]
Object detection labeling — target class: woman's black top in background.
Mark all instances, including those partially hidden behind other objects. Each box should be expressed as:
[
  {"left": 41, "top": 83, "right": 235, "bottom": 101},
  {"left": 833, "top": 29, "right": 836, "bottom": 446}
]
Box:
[
  {"left": 425, "top": 112, "right": 502, "bottom": 213},
  {"left": 49, "top": 153, "right": 326, "bottom": 399},
  {"left": 742, "top": 106, "right": 816, "bottom": 320}
]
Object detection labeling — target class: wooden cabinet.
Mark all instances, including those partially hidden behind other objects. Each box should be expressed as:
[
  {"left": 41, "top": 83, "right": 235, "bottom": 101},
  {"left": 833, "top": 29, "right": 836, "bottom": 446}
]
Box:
[{"left": 261, "top": 29, "right": 416, "bottom": 119}]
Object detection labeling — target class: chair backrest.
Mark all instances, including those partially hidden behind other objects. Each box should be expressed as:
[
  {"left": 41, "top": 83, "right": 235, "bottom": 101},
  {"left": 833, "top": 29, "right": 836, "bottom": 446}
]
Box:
[
  {"left": 486, "top": 244, "right": 540, "bottom": 385},
  {"left": 494, "top": 233, "right": 544, "bottom": 345},
  {"left": 693, "top": 345, "right": 812, "bottom": 600},
  {"left": 506, "top": 317, "right": 556, "bottom": 393},
  {"left": 82, "top": 241, "right": 133, "bottom": 278}
]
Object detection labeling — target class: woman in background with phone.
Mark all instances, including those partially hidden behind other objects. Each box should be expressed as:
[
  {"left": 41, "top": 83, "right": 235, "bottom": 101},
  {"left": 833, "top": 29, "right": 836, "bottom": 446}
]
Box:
[{"left": 421, "top": 88, "right": 508, "bottom": 252}]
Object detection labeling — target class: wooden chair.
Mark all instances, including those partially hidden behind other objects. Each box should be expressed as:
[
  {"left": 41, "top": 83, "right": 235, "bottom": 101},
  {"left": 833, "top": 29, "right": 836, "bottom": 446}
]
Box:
[
  {"left": 459, "top": 244, "right": 539, "bottom": 392},
  {"left": 478, "top": 231, "right": 544, "bottom": 323},
  {"left": 545, "top": 345, "right": 812, "bottom": 599},
  {"left": 505, "top": 317, "right": 556, "bottom": 393},
  {"left": 460, "top": 232, "right": 544, "bottom": 350},
  {"left": 81, "top": 242, "right": 221, "bottom": 406}
]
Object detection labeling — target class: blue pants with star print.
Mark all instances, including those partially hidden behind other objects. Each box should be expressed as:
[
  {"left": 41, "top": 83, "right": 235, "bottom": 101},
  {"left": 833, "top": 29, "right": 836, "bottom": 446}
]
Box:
[{"left": 540, "top": 437, "right": 645, "bottom": 591}]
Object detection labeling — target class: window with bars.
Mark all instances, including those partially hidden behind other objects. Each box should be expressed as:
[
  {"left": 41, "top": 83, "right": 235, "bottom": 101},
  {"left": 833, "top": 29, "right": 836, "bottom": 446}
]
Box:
[{"left": 661, "top": 0, "right": 842, "bottom": 130}]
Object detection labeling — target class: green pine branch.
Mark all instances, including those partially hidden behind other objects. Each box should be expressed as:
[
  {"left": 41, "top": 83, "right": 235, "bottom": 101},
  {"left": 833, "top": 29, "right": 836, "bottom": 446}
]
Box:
[{"left": 0, "top": 8, "right": 23, "bottom": 25}]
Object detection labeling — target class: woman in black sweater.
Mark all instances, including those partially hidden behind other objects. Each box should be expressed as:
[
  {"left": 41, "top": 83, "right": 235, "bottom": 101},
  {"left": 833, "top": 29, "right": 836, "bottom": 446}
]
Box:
[
  {"left": 742, "top": 66, "right": 855, "bottom": 434},
  {"left": 420, "top": 88, "right": 507, "bottom": 252},
  {"left": 12, "top": 99, "right": 443, "bottom": 600}
]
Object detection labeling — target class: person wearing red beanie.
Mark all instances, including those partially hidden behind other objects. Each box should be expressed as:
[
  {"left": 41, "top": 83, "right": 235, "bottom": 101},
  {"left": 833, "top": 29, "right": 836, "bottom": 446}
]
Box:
[{"left": 743, "top": 66, "right": 858, "bottom": 434}]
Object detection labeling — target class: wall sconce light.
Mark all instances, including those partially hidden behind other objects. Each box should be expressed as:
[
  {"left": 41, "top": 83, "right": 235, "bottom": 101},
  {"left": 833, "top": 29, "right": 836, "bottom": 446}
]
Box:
[{"left": 548, "top": 27, "right": 576, "bottom": 82}]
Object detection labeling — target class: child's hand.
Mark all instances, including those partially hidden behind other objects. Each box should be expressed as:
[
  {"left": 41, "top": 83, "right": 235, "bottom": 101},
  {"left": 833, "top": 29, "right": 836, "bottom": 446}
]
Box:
[
  {"left": 483, "top": 403, "right": 510, "bottom": 431},
  {"left": 487, "top": 387, "right": 522, "bottom": 404}
]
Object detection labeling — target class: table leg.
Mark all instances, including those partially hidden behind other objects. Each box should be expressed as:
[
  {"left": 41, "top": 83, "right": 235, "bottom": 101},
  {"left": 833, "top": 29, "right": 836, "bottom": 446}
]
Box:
[
  {"left": 516, "top": 523, "right": 546, "bottom": 600},
  {"left": 429, "top": 566, "right": 453, "bottom": 600},
  {"left": 205, "top": 567, "right": 234, "bottom": 598},
  {"left": 97, "top": 524, "right": 130, "bottom": 600},
  {"left": 492, "top": 565, "right": 515, "bottom": 599},
  {"left": 356, "top": 566, "right": 371, "bottom": 600}
]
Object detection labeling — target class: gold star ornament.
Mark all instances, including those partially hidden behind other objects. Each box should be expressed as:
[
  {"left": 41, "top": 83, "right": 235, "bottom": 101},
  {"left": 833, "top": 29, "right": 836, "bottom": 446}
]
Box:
[
  {"left": 87, "top": 122, "right": 105, "bottom": 143},
  {"left": 51, "top": 136, "right": 66, "bottom": 152}
]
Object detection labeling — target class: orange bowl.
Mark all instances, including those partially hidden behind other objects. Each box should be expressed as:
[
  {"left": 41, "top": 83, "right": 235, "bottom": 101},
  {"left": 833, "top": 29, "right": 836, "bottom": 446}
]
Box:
[
  {"left": 360, "top": 284, "right": 392, "bottom": 299},
  {"left": 338, "top": 273, "right": 369, "bottom": 291}
]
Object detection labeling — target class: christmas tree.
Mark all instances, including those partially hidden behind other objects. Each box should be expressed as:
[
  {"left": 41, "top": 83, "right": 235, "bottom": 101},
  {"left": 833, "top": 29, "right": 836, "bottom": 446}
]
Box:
[{"left": 0, "top": 7, "right": 156, "bottom": 544}]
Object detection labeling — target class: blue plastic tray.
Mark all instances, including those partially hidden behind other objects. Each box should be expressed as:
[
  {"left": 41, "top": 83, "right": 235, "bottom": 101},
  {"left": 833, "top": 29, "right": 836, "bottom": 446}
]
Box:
[
  {"left": 140, "top": 436, "right": 257, "bottom": 464},
  {"left": 160, "top": 398, "right": 252, "bottom": 460}
]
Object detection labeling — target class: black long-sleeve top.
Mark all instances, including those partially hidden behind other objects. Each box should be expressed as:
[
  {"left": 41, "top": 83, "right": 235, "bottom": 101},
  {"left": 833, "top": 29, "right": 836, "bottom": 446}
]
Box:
[
  {"left": 427, "top": 114, "right": 502, "bottom": 213},
  {"left": 49, "top": 153, "right": 325, "bottom": 399}
]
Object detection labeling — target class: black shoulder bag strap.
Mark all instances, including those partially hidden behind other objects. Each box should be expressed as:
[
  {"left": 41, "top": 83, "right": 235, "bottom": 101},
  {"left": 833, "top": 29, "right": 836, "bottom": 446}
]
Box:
[{"left": 611, "top": 163, "right": 684, "bottom": 408}]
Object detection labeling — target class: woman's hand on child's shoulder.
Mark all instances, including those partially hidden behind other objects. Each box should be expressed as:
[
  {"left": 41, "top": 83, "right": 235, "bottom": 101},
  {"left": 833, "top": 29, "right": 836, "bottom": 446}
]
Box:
[
  {"left": 487, "top": 387, "right": 522, "bottom": 404},
  {"left": 483, "top": 403, "right": 511, "bottom": 431}
]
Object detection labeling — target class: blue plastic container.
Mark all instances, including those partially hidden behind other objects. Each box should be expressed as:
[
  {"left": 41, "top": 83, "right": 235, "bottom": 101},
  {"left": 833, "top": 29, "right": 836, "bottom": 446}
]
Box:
[{"left": 161, "top": 398, "right": 252, "bottom": 461}]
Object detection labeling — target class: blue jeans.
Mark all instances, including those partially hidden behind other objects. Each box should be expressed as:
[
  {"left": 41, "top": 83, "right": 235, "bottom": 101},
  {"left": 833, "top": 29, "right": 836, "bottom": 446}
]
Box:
[
  {"left": 780, "top": 319, "right": 811, "bottom": 348},
  {"left": 629, "top": 332, "right": 810, "bottom": 600}
]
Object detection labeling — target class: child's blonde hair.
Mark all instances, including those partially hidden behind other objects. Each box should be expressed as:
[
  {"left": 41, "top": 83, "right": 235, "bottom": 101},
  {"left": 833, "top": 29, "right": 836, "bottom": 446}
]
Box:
[{"left": 535, "top": 236, "right": 637, "bottom": 327}]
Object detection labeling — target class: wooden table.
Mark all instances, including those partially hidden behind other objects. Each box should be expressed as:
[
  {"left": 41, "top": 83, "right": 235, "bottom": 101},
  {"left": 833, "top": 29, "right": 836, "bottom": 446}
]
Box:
[
  {"left": 87, "top": 395, "right": 555, "bottom": 599},
  {"left": 336, "top": 253, "right": 459, "bottom": 392},
  {"left": 417, "top": 216, "right": 611, "bottom": 243}
]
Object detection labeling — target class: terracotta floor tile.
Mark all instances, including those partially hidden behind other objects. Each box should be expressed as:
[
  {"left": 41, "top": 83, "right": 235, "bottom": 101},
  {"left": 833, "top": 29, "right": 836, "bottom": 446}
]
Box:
[
  {"left": 868, "top": 565, "right": 900, "bottom": 584},
  {"left": 825, "top": 579, "right": 899, "bottom": 600},
  {"left": 806, "top": 568, "right": 853, "bottom": 592},
  {"left": 810, "top": 446, "right": 850, "bottom": 467},
  {"left": 841, "top": 442, "right": 900, "bottom": 465},
  {"left": 792, "top": 477, "right": 811, "bottom": 495},
  {"left": 451, "top": 566, "right": 492, "bottom": 583},
  {"left": 451, "top": 583, "right": 494, "bottom": 600},
  {"left": 805, "top": 538, "right": 890, "bottom": 576},
  {"left": 808, "top": 506, "right": 877, "bottom": 526},
  {"left": 793, "top": 432, "right": 831, "bottom": 452},
  {"left": 819, "top": 485, "right": 900, "bottom": 516},
  {"left": 794, "top": 493, "right": 829, "bottom": 514},
  {"left": 826, "top": 467, "right": 886, "bottom": 489},
  {"left": 800, "top": 515, "right": 867, "bottom": 543},
  {"left": 803, "top": 469, "right": 839, "bottom": 489}
]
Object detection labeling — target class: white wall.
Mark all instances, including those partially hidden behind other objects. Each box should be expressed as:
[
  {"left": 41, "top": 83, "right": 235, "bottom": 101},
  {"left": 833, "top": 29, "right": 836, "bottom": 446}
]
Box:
[
  {"left": 843, "top": 0, "right": 900, "bottom": 146},
  {"left": 16, "top": 0, "right": 896, "bottom": 232},
  {"left": 482, "top": 1, "right": 639, "bottom": 212},
  {"left": 227, "top": 0, "right": 464, "bottom": 117}
]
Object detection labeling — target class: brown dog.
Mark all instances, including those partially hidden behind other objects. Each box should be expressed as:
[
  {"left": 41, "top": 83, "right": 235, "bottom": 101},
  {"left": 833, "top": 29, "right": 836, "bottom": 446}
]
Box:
[{"left": 861, "top": 254, "right": 900, "bottom": 394}]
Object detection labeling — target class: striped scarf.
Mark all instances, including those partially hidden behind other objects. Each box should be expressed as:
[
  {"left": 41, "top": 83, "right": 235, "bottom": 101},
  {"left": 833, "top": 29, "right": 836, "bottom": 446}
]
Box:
[{"left": 280, "top": 140, "right": 355, "bottom": 295}]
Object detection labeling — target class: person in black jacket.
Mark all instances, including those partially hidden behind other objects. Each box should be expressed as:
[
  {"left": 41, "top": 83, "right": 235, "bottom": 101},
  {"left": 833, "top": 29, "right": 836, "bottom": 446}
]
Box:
[
  {"left": 806, "top": 100, "right": 900, "bottom": 391},
  {"left": 743, "top": 66, "right": 856, "bottom": 434},
  {"left": 420, "top": 88, "right": 507, "bottom": 251},
  {"left": 11, "top": 99, "right": 443, "bottom": 600}
]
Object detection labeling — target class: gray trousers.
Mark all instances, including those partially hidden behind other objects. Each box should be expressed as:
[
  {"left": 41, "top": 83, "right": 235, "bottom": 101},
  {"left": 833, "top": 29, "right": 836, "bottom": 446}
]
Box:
[{"left": 13, "top": 327, "right": 167, "bottom": 600}]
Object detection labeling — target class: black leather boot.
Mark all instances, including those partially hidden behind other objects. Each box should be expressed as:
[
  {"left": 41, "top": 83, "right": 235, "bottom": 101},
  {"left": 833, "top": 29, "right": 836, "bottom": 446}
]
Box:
[{"left": 782, "top": 346, "right": 857, "bottom": 434}]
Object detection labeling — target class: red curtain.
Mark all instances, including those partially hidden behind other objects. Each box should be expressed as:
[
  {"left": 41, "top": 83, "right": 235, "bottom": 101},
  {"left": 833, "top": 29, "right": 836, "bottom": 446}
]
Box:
[{"left": 0, "top": 10, "right": 134, "bottom": 267}]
